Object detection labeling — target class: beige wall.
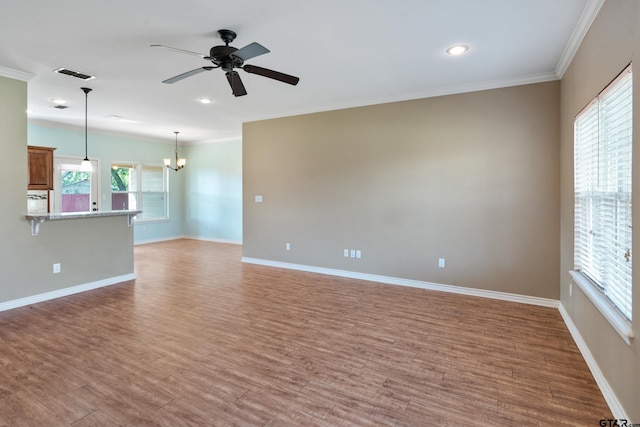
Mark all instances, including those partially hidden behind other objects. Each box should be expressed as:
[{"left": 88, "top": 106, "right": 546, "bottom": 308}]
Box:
[
  {"left": 0, "top": 75, "right": 134, "bottom": 304},
  {"left": 244, "top": 81, "right": 560, "bottom": 299},
  {"left": 560, "top": 0, "right": 639, "bottom": 420}
]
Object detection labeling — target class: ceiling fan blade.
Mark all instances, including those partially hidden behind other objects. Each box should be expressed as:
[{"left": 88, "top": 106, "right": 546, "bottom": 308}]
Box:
[
  {"left": 231, "top": 42, "right": 270, "bottom": 62},
  {"left": 226, "top": 71, "right": 248, "bottom": 97},
  {"left": 243, "top": 65, "right": 299, "bottom": 86},
  {"left": 162, "top": 67, "right": 215, "bottom": 84},
  {"left": 151, "top": 44, "right": 206, "bottom": 58}
]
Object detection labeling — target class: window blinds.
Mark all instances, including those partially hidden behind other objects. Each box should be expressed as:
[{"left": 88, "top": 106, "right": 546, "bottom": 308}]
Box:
[{"left": 574, "top": 64, "right": 633, "bottom": 321}]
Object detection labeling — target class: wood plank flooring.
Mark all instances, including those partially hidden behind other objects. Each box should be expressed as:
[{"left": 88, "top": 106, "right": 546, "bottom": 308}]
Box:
[{"left": 0, "top": 239, "right": 612, "bottom": 426}]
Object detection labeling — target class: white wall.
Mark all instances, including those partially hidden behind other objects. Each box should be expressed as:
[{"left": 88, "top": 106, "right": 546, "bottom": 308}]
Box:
[{"left": 183, "top": 139, "right": 243, "bottom": 243}]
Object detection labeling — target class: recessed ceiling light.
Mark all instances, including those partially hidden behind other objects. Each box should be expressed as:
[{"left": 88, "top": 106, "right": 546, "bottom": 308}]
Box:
[
  {"left": 446, "top": 45, "right": 469, "bottom": 56},
  {"left": 52, "top": 99, "right": 67, "bottom": 105},
  {"left": 199, "top": 97, "right": 213, "bottom": 104}
]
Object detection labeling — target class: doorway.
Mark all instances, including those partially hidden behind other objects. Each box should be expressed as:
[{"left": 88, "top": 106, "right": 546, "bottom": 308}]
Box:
[{"left": 53, "top": 156, "right": 99, "bottom": 213}]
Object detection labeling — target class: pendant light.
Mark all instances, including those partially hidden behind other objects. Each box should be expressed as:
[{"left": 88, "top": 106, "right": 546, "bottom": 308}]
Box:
[
  {"left": 80, "top": 87, "right": 93, "bottom": 172},
  {"left": 164, "top": 131, "right": 186, "bottom": 171}
]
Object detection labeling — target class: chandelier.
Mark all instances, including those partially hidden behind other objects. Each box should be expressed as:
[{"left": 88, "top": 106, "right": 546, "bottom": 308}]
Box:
[{"left": 164, "top": 131, "right": 186, "bottom": 171}]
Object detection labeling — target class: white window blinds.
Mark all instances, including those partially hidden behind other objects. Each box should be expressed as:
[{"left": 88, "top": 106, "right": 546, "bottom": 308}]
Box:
[{"left": 574, "top": 64, "right": 633, "bottom": 321}]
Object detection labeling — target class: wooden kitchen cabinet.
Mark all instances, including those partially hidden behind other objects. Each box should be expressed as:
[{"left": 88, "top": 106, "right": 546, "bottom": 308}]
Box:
[{"left": 27, "top": 146, "right": 56, "bottom": 190}]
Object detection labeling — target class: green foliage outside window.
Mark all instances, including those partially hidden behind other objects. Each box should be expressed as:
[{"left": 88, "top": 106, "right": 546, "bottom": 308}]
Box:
[
  {"left": 111, "top": 167, "right": 131, "bottom": 191},
  {"left": 60, "top": 171, "right": 90, "bottom": 194}
]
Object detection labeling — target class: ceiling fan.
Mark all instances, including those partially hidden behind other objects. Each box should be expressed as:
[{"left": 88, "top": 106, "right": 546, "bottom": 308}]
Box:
[{"left": 152, "top": 29, "right": 300, "bottom": 97}]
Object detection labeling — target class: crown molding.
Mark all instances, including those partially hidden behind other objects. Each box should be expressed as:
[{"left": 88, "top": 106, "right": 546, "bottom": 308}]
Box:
[
  {"left": 0, "top": 65, "right": 34, "bottom": 81},
  {"left": 555, "top": 0, "right": 606, "bottom": 78}
]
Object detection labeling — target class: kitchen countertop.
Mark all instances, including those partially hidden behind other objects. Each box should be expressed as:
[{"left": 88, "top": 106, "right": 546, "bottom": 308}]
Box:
[
  {"left": 26, "top": 210, "right": 142, "bottom": 235},
  {"left": 26, "top": 209, "right": 141, "bottom": 221}
]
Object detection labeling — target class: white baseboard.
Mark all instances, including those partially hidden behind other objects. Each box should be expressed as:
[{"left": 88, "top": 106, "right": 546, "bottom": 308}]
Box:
[
  {"left": 0, "top": 273, "right": 136, "bottom": 313},
  {"left": 135, "top": 235, "right": 242, "bottom": 246},
  {"left": 134, "top": 235, "right": 186, "bottom": 245},
  {"left": 240, "top": 257, "right": 559, "bottom": 308},
  {"left": 558, "top": 304, "right": 628, "bottom": 420},
  {"left": 184, "top": 235, "right": 242, "bottom": 245}
]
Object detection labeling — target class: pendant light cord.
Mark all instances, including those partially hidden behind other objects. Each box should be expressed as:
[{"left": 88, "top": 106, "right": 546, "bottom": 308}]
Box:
[{"left": 81, "top": 87, "right": 92, "bottom": 161}]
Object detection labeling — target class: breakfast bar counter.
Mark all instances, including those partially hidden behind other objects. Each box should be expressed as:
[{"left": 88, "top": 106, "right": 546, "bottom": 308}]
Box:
[{"left": 26, "top": 210, "right": 141, "bottom": 236}]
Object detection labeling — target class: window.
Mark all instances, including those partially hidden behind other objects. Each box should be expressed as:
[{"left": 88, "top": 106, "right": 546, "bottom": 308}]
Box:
[
  {"left": 111, "top": 163, "right": 169, "bottom": 221},
  {"left": 574, "top": 64, "right": 632, "bottom": 323},
  {"left": 54, "top": 157, "right": 99, "bottom": 213}
]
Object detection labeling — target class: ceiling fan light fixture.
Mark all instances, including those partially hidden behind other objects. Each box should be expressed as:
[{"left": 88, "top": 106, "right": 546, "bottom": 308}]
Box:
[
  {"left": 446, "top": 45, "right": 469, "bottom": 55},
  {"left": 156, "top": 29, "right": 299, "bottom": 97}
]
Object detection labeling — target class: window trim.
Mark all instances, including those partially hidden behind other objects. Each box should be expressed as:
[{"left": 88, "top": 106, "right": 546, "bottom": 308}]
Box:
[
  {"left": 569, "top": 270, "right": 634, "bottom": 345},
  {"left": 111, "top": 162, "right": 169, "bottom": 222},
  {"left": 572, "top": 63, "right": 633, "bottom": 344}
]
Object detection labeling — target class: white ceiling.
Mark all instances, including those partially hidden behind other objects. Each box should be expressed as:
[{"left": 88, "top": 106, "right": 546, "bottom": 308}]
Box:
[{"left": 0, "top": 0, "right": 601, "bottom": 144}]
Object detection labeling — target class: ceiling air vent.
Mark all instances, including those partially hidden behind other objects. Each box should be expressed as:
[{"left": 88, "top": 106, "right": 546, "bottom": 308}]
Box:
[{"left": 53, "top": 67, "right": 96, "bottom": 81}]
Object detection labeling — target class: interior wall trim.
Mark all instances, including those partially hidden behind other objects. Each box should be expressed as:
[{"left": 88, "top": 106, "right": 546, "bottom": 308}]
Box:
[
  {"left": 133, "top": 235, "right": 242, "bottom": 246},
  {"left": 184, "top": 235, "right": 243, "bottom": 245},
  {"left": 240, "top": 257, "right": 559, "bottom": 308},
  {"left": 134, "top": 235, "right": 188, "bottom": 245},
  {"left": 0, "top": 273, "right": 136, "bottom": 313},
  {"left": 0, "top": 65, "right": 34, "bottom": 81},
  {"left": 555, "top": 0, "right": 606, "bottom": 78},
  {"left": 246, "top": 72, "right": 559, "bottom": 125},
  {"left": 558, "top": 303, "right": 627, "bottom": 419}
]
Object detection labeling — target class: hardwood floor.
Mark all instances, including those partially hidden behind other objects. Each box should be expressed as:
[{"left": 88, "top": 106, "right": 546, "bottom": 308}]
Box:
[{"left": 0, "top": 239, "right": 611, "bottom": 426}]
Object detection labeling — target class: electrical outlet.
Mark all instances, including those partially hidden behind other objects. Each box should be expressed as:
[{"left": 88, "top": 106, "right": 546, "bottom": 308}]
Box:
[
  {"left": 53, "top": 263, "right": 61, "bottom": 274},
  {"left": 438, "top": 258, "right": 445, "bottom": 268},
  {"left": 356, "top": 250, "right": 361, "bottom": 259},
  {"left": 350, "top": 249, "right": 356, "bottom": 258},
  {"left": 344, "top": 249, "right": 349, "bottom": 257},
  {"left": 286, "top": 242, "right": 291, "bottom": 251}
]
